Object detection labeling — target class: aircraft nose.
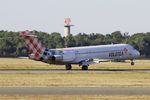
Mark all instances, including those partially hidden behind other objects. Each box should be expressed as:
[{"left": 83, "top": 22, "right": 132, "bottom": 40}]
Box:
[{"left": 134, "top": 50, "right": 140, "bottom": 57}]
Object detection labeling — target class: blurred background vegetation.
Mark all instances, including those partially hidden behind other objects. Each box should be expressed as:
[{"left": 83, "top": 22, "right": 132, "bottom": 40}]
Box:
[{"left": 0, "top": 30, "right": 150, "bottom": 57}]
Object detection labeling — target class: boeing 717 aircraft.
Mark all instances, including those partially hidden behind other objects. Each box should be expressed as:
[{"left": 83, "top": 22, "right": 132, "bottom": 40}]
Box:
[{"left": 20, "top": 31, "right": 140, "bottom": 70}]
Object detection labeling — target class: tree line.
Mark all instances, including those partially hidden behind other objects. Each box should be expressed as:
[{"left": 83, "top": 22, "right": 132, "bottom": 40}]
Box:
[{"left": 0, "top": 30, "right": 150, "bottom": 57}]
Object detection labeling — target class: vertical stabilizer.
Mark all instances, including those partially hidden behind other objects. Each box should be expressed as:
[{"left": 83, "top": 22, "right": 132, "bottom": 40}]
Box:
[{"left": 19, "top": 31, "right": 45, "bottom": 60}]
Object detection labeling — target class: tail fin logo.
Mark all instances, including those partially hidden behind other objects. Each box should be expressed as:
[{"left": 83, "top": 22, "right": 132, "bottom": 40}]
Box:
[{"left": 20, "top": 31, "right": 45, "bottom": 60}]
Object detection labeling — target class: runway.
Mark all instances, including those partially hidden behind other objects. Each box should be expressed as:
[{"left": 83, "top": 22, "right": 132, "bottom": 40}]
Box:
[
  {"left": 0, "top": 69, "right": 150, "bottom": 95},
  {"left": 0, "top": 87, "right": 150, "bottom": 95},
  {"left": 0, "top": 69, "right": 150, "bottom": 74}
]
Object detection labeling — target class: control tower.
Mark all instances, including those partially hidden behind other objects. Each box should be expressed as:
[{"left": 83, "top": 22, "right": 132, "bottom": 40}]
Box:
[{"left": 64, "top": 18, "right": 74, "bottom": 37}]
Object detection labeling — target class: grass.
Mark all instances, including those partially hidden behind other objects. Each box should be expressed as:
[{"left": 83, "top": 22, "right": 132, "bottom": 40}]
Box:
[
  {"left": 0, "top": 73, "right": 150, "bottom": 87},
  {"left": 0, "top": 58, "right": 51, "bottom": 69},
  {"left": 0, "top": 95, "right": 150, "bottom": 100},
  {"left": 0, "top": 58, "right": 150, "bottom": 69},
  {"left": 0, "top": 58, "right": 150, "bottom": 87}
]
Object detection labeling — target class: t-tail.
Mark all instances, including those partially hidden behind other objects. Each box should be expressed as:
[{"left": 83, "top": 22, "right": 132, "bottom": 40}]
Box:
[{"left": 19, "top": 31, "right": 45, "bottom": 60}]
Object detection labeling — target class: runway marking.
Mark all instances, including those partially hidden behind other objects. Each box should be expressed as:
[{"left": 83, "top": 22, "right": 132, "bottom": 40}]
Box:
[{"left": 0, "top": 87, "right": 150, "bottom": 95}]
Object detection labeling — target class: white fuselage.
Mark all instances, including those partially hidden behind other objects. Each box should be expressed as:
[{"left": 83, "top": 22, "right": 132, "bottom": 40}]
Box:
[
  {"left": 50, "top": 44, "right": 140, "bottom": 64},
  {"left": 34, "top": 44, "right": 140, "bottom": 65}
]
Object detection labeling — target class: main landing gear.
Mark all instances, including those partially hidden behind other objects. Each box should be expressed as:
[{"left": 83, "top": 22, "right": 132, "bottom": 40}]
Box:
[
  {"left": 65, "top": 64, "right": 72, "bottom": 70},
  {"left": 131, "top": 59, "right": 135, "bottom": 65},
  {"left": 82, "top": 65, "right": 88, "bottom": 70},
  {"left": 65, "top": 64, "right": 89, "bottom": 70}
]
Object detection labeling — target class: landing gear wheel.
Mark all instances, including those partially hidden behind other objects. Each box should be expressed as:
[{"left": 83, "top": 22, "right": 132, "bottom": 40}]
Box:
[
  {"left": 131, "top": 62, "right": 135, "bottom": 65},
  {"left": 82, "top": 65, "right": 88, "bottom": 70},
  {"left": 65, "top": 64, "right": 72, "bottom": 70}
]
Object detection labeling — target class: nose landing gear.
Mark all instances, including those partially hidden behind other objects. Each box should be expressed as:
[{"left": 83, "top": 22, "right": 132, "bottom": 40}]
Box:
[{"left": 131, "top": 59, "right": 135, "bottom": 65}]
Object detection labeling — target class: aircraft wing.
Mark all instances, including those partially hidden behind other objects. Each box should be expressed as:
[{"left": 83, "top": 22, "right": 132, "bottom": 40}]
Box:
[
  {"left": 81, "top": 61, "right": 97, "bottom": 66},
  {"left": 79, "top": 58, "right": 114, "bottom": 66},
  {"left": 94, "top": 59, "right": 112, "bottom": 63},
  {"left": 79, "top": 59, "right": 98, "bottom": 66}
]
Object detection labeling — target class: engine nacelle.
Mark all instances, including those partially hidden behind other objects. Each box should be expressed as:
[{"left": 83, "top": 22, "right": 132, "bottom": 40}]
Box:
[
  {"left": 48, "top": 50, "right": 76, "bottom": 63},
  {"left": 51, "top": 55, "right": 63, "bottom": 61}
]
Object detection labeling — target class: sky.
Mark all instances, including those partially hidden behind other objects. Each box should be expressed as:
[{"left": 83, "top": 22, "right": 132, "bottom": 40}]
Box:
[{"left": 0, "top": 0, "right": 150, "bottom": 35}]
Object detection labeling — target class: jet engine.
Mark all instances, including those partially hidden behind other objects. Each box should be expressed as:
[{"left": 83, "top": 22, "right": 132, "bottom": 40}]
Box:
[
  {"left": 51, "top": 55, "right": 63, "bottom": 61},
  {"left": 50, "top": 51, "right": 76, "bottom": 62}
]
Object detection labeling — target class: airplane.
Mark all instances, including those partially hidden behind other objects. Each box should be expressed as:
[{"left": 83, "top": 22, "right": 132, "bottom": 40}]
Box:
[{"left": 19, "top": 30, "right": 140, "bottom": 70}]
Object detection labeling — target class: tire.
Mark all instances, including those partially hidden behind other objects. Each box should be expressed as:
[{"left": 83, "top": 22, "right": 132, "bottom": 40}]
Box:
[
  {"left": 82, "top": 65, "right": 88, "bottom": 70},
  {"left": 131, "top": 62, "right": 135, "bottom": 65},
  {"left": 65, "top": 64, "right": 72, "bottom": 70}
]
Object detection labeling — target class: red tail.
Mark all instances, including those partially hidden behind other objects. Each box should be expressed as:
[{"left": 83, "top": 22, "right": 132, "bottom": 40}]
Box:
[{"left": 19, "top": 31, "right": 45, "bottom": 60}]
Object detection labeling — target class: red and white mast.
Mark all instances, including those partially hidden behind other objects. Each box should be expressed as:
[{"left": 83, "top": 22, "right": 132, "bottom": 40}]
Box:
[{"left": 64, "top": 18, "right": 74, "bottom": 37}]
